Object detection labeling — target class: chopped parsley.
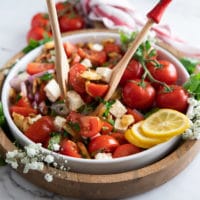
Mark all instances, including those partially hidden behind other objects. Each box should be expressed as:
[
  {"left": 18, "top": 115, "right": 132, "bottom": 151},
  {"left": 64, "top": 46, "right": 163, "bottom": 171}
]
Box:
[
  {"left": 180, "top": 58, "right": 200, "bottom": 75},
  {"left": 0, "top": 102, "right": 5, "bottom": 126},
  {"left": 40, "top": 72, "right": 54, "bottom": 81},
  {"left": 48, "top": 133, "right": 61, "bottom": 151},
  {"left": 67, "top": 121, "right": 80, "bottom": 132}
]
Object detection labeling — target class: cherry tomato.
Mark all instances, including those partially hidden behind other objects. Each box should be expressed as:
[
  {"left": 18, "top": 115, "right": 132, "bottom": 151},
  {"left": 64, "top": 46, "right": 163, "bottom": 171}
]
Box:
[
  {"left": 122, "top": 79, "right": 156, "bottom": 110},
  {"left": 120, "top": 59, "right": 143, "bottom": 86},
  {"left": 127, "top": 108, "right": 144, "bottom": 123},
  {"left": 31, "top": 13, "right": 49, "bottom": 29},
  {"left": 38, "top": 83, "right": 46, "bottom": 103},
  {"left": 27, "top": 27, "right": 51, "bottom": 43},
  {"left": 113, "top": 143, "right": 142, "bottom": 158},
  {"left": 15, "top": 96, "right": 31, "bottom": 108},
  {"left": 79, "top": 116, "right": 102, "bottom": 138},
  {"left": 59, "top": 14, "right": 85, "bottom": 32},
  {"left": 63, "top": 42, "right": 77, "bottom": 57},
  {"left": 60, "top": 139, "right": 81, "bottom": 158},
  {"left": 56, "top": 1, "right": 72, "bottom": 14},
  {"left": 104, "top": 42, "right": 121, "bottom": 54},
  {"left": 25, "top": 116, "right": 54, "bottom": 143},
  {"left": 69, "top": 63, "right": 86, "bottom": 94},
  {"left": 88, "top": 135, "right": 119, "bottom": 154},
  {"left": 101, "top": 121, "right": 113, "bottom": 135},
  {"left": 10, "top": 106, "right": 37, "bottom": 117},
  {"left": 147, "top": 60, "right": 178, "bottom": 86},
  {"left": 156, "top": 85, "right": 189, "bottom": 112},
  {"left": 110, "top": 132, "right": 127, "bottom": 145},
  {"left": 26, "top": 62, "right": 54, "bottom": 75},
  {"left": 85, "top": 82, "right": 108, "bottom": 98},
  {"left": 66, "top": 111, "right": 82, "bottom": 123},
  {"left": 78, "top": 48, "right": 107, "bottom": 66}
]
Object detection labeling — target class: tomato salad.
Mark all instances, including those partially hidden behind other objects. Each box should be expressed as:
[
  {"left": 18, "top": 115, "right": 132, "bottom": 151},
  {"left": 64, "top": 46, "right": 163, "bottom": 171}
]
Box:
[{"left": 9, "top": 33, "right": 189, "bottom": 159}]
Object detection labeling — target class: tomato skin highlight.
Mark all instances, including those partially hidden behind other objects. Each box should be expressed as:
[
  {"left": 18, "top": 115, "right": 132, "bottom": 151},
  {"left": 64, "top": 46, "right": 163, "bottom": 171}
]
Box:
[
  {"left": 69, "top": 63, "right": 87, "bottom": 94},
  {"left": 10, "top": 106, "right": 37, "bottom": 117},
  {"left": 88, "top": 135, "right": 119, "bottom": 155},
  {"left": 79, "top": 116, "right": 102, "bottom": 138},
  {"left": 26, "top": 62, "right": 54, "bottom": 75},
  {"left": 25, "top": 116, "right": 55, "bottom": 143},
  {"left": 60, "top": 139, "right": 81, "bottom": 158},
  {"left": 147, "top": 60, "right": 178, "bottom": 86},
  {"left": 15, "top": 96, "right": 31, "bottom": 108},
  {"left": 156, "top": 85, "right": 189, "bottom": 113},
  {"left": 122, "top": 79, "right": 156, "bottom": 110},
  {"left": 113, "top": 143, "right": 142, "bottom": 158},
  {"left": 86, "top": 82, "right": 108, "bottom": 98},
  {"left": 31, "top": 13, "right": 49, "bottom": 29},
  {"left": 120, "top": 59, "right": 143, "bottom": 86}
]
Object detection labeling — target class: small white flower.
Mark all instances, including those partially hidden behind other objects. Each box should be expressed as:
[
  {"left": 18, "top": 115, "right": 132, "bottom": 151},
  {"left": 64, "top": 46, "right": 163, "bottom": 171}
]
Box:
[
  {"left": 44, "top": 173, "right": 53, "bottom": 182},
  {"left": 44, "top": 155, "right": 54, "bottom": 164}
]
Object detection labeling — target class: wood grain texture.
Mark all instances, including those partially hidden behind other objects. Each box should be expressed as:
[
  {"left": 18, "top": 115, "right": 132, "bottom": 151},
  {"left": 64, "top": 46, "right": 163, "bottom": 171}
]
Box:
[{"left": 0, "top": 29, "right": 200, "bottom": 200}]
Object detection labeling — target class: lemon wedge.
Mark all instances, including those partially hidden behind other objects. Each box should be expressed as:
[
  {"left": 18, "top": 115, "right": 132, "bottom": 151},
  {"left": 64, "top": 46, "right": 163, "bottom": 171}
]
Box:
[
  {"left": 141, "top": 109, "right": 190, "bottom": 139},
  {"left": 125, "top": 121, "right": 166, "bottom": 149}
]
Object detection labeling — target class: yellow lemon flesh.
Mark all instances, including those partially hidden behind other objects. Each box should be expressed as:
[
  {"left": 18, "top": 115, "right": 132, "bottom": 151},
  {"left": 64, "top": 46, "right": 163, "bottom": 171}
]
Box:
[{"left": 141, "top": 109, "right": 190, "bottom": 139}]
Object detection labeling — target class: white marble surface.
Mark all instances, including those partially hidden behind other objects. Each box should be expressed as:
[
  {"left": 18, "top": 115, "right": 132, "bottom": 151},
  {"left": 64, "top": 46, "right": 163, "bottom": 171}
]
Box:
[{"left": 0, "top": 0, "right": 200, "bottom": 199}]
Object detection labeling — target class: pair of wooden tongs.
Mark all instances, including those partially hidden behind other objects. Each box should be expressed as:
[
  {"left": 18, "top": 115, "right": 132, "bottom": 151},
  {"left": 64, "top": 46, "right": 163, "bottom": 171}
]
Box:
[{"left": 93, "top": 0, "right": 172, "bottom": 115}]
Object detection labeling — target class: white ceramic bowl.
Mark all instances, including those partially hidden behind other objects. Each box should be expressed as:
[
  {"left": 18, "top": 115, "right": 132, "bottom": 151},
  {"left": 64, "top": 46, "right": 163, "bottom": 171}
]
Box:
[{"left": 1, "top": 31, "right": 189, "bottom": 174}]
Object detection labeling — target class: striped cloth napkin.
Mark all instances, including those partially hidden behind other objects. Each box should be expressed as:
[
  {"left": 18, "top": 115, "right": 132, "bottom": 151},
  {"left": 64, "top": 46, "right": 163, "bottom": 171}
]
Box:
[{"left": 79, "top": 0, "right": 200, "bottom": 59}]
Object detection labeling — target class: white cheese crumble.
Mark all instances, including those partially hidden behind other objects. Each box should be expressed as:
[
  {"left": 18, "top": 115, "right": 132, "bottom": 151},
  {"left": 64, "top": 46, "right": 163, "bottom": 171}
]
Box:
[
  {"left": 52, "top": 143, "right": 60, "bottom": 151},
  {"left": 44, "top": 155, "right": 54, "bottom": 164},
  {"left": 109, "top": 100, "right": 127, "bottom": 118},
  {"left": 44, "top": 173, "right": 53, "bottom": 182},
  {"left": 44, "top": 79, "right": 61, "bottom": 102},
  {"left": 81, "top": 58, "right": 92, "bottom": 68},
  {"left": 95, "top": 153, "right": 113, "bottom": 160},
  {"left": 96, "top": 67, "right": 112, "bottom": 83},
  {"left": 54, "top": 116, "right": 66, "bottom": 130},
  {"left": 182, "top": 98, "right": 200, "bottom": 140},
  {"left": 89, "top": 43, "right": 103, "bottom": 51}
]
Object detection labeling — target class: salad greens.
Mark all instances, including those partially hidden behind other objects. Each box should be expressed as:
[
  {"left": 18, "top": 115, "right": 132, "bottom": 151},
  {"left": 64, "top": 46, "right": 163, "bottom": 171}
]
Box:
[
  {"left": 180, "top": 58, "right": 200, "bottom": 75},
  {"left": 0, "top": 102, "right": 5, "bottom": 126}
]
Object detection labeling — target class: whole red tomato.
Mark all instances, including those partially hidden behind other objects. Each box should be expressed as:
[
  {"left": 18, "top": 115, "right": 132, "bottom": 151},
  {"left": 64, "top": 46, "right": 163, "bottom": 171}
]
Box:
[
  {"left": 156, "top": 85, "right": 189, "bottom": 112},
  {"left": 59, "top": 14, "right": 85, "bottom": 32},
  {"left": 122, "top": 79, "right": 156, "bottom": 110},
  {"left": 120, "top": 59, "right": 144, "bottom": 86},
  {"left": 25, "top": 116, "right": 55, "bottom": 143},
  {"left": 31, "top": 13, "right": 50, "bottom": 29},
  {"left": 88, "top": 135, "right": 119, "bottom": 155},
  {"left": 27, "top": 27, "right": 51, "bottom": 42},
  {"left": 147, "top": 60, "right": 178, "bottom": 86}
]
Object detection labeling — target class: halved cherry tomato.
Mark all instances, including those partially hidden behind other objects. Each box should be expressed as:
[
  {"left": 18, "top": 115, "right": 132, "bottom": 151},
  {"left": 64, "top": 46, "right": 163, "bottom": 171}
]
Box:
[
  {"left": 110, "top": 132, "right": 127, "bottom": 145},
  {"left": 113, "top": 143, "right": 142, "bottom": 158},
  {"left": 63, "top": 42, "right": 77, "bottom": 57},
  {"left": 69, "top": 63, "right": 86, "bottom": 94},
  {"left": 10, "top": 106, "right": 37, "bottom": 117},
  {"left": 78, "top": 48, "right": 107, "bottom": 66},
  {"left": 120, "top": 59, "right": 143, "bottom": 86},
  {"left": 122, "top": 79, "right": 155, "bottom": 110},
  {"left": 104, "top": 42, "right": 121, "bottom": 54},
  {"left": 127, "top": 108, "right": 144, "bottom": 123},
  {"left": 59, "top": 14, "right": 85, "bottom": 32},
  {"left": 88, "top": 135, "right": 119, "bottom": 154},
  {"left": 56, "top": 1, "right": 72, "bottom": 14},
  {"left": 31, "top": 13, "right": 50, "bottom": 29},
  {"left": 26, "top": 62, "right": 54, "bottom": 75},
  {"left": 25, "top": 116, "right": 54, "bottom": 143},
  {"left": 85, "top": 82, "right": 108, "bottom": 98},
  {"left": 66, "top": 111, "right": 82, "bottom": 123},
  {"left": 79, "top": 116, "right": 102, "bottom": 138},
  {"left": 101, "top": 121, "right": 113, "bottom": 135},
  {"left": 27, "top": 27, "right": 51, "bottom": 43},
  {"left": 156, "top": 85, "right": 189, "bottom": 113},
  {"left": 15, "top": 96, "right": 31, "bottom": 108},
  {"left": 147, "top": 60, "right": 178, "bottom": 86},
  {"left": 60, "top": 139, "right": 81, "bottom": 158}
]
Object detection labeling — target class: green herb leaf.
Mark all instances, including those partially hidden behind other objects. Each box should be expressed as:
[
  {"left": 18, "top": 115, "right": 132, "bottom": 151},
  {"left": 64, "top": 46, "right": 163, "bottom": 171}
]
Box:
[
  {"left": 102, "top": 99, "right": 115, "bottom": 118},
  {"left": 180, "top": 58, "right": 199, "bottom": 74},
  {"left": 48, "top": 133, "right": 61, "bottom": 151},
  {"left": 22, "top": 36, "right": 52, "bottom": 54},
  {"left": 184, "top": 73, "right": 200, "bottom": 100},
  {"left": 40, "top": 72, "right": 53, "bottom": 81},
  {"left": 68, "top": 122, "right": 80, "bottom": 132},
  {"left": 120, "top": 31, "right": 137, "bottom": 51}
]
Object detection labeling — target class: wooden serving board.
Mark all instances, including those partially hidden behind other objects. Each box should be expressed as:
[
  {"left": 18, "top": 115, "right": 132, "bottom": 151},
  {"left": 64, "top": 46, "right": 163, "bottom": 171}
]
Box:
[{"left": 0, "top": 29, "right": 200, "bottom": 200}]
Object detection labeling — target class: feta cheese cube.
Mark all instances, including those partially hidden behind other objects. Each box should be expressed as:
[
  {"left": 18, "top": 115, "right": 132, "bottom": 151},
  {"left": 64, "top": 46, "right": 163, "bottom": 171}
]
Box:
[
  {"left": 95, "top": 153, "right": 113, "bottom": 160},
  {"left": 109, "top": 100, "right": 127, "bottom": 118},
  {"left": 28, "top": 114, "right": 42, "bottom": 124},
  {"left": 44, "top": 79, "right": 61, "bottom": 102},
  {"left": 89, "top": 43, "right": 103, "bottom": 51},
  {"left": 54, "top": 116, "right": 66, "bottom": 130},
  {"left": 96, "top": 67, "right": 113, "bottom": 83},
  {"left": 81, "top": 58, "right": 92, "bottom": 68},
  {"left": 67, "top": 90, "right": 85, "bottom": 111}
]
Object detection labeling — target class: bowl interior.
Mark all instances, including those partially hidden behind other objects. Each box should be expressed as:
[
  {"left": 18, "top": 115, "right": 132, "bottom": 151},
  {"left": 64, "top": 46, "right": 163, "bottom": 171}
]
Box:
[{"left": 1, "top": 30, "right": 189, "bottom": 174}]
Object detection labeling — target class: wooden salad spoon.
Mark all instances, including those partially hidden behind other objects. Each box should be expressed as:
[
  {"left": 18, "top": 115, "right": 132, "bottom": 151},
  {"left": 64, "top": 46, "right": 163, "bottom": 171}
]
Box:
[
  {"left": 93, "top": 0, "right": 172, "bottom": 116},
  {"left": 46, "top": 0, "right": 69, "bottom": 102}
]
